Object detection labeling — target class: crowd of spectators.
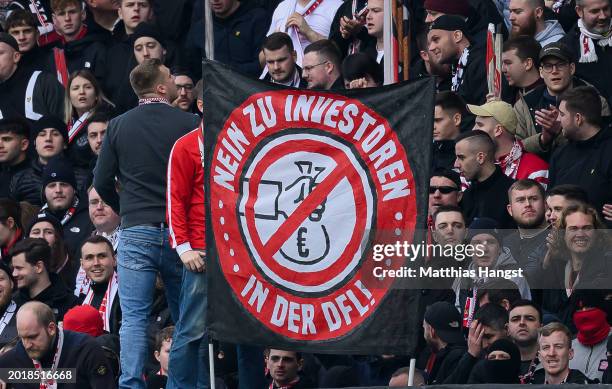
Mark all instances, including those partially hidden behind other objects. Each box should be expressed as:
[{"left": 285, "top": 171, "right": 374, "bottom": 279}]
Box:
[{"left": 0, "top": 0, "right": 611, "bottom": 388}]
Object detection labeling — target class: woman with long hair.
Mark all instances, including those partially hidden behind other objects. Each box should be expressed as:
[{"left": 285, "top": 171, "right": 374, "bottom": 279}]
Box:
[{"left": 64, "top": 69, "right": 114, "bottom": 170}]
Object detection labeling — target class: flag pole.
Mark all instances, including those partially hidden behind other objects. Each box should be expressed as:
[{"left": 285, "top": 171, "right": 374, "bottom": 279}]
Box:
[
  {"left": 204, "top": 0, "right": 214, "bottom": 60},
  {"left": 407, "top": 358, "right": 416, "bottom": 385},
  {"left": 383, "top": 0, "right": 396, "bottom": 84},
  {"left": 204, "top": 0, "right": 215, "bottom": 387}
]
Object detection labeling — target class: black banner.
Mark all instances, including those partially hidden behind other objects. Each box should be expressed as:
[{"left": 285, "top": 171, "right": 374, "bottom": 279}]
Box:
[{"left": 203, "top": 59, "right": 434, "bottom": 355}]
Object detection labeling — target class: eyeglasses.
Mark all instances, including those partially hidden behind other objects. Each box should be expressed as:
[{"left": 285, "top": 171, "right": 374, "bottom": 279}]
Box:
[
  {"left": 429, "top": 186, "right": 459, "bottom": 194},
  {"left": 176, "top": 84, "right": 194, "bottom": 91},
  {"left": 303, "top": 61, "right": 328, "bottom": 72},
  {"left": 540, "top": 61, "right": 569, "bottom": 72}
]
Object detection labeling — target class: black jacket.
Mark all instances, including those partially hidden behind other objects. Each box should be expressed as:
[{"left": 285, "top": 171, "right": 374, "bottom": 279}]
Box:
[
  {"left": 454, "top": 44, "right": 487, "bottom": 105},
  {"left": 209, "top": 2, "right": 270, "bottom": 77},
  {"left": 13, "top": 273, "right": 78, "bottom": 321},
  {"left": 429, "top": 343, "right": 468, "bottom": 384},
  {"left": 548, "top": 126, "right": 612, "bottom": 225},
  {"left": 503, "top": 227, "right": 549, "bottom": 287},
  {"left": 0, "top": 65, "right": 64, "bottom": 125},
  {"left": 442, "top": 351, "right": 479, "bottom": 384},
  {"left": 94, "top": 103, "right": 200, "bottom": 227},
  {"left": 103, "top": 22, "right": 138, "bottom": 114},
  {"left": 561, "top": 26, "right": 612, "bottom": 105},
  {"left": 0, "top": 329, "right": 117, "bottom": 389},
  {"left": 1, "top": 157, "right": 40, "bottom": 205},
  {"left": 432, "top": 140, "right": 456, "bottom": 170},
  {"left": 531, "top": 368, "right": 593, "bottom": 384},
  {"left": 78, "top": 281, "right": 122, "bottom": 335},
  {"left": 461, "top": 166, "right": 516, "bottom": 228},
  {"left": 49, "top": 27, "right": 109, "bottom": 83}
]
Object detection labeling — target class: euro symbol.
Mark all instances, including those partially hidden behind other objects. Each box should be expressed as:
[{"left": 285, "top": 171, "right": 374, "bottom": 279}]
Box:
[{"left": 297, "top": 227, "right": 309, "bottom": 257}]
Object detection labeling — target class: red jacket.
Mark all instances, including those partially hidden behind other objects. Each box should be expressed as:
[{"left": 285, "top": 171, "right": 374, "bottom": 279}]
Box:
[{"left": 166, "top": 124, "right": 206, "bottom": 254}]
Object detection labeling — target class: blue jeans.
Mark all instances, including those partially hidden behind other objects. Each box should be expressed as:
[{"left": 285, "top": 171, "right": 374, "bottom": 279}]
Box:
[
  {"left": 167, "top": 265, "right": 209, "bottom": 389},
  {"left": 117, "top": 225, "right": 182, "bottom": 389}
]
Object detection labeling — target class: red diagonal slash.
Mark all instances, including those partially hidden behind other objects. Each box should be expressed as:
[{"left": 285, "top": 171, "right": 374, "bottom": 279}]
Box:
[{"left": 262, "top": 161, "right": 350, "bottom": 258}]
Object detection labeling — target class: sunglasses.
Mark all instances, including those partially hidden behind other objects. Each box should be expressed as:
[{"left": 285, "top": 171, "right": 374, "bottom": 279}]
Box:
[{"left": 429, "top": 186, "right": 458, "bottom": 194}]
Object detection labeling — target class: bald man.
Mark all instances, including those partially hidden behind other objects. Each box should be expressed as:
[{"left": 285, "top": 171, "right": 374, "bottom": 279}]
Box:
[
  {"left": 0, "top": 301, "right": 116, "bottom": 388},
  {"left": 455, "top": 130, "right": 516, "bottom": 228}
]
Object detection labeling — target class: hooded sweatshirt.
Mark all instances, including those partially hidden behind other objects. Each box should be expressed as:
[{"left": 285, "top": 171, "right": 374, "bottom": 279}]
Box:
[{"left": 535, "top": 20, "right": 565, "bottom": 47}]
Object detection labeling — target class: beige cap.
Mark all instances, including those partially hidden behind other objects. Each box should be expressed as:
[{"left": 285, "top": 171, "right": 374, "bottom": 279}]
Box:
[{"left": 467, "top": 100, "right": 518, "bottom": 134}]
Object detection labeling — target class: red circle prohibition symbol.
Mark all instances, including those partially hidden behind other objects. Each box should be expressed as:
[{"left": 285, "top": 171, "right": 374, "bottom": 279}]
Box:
[{"left": 243, "top": 136, "right": 371, "bottom": 292}]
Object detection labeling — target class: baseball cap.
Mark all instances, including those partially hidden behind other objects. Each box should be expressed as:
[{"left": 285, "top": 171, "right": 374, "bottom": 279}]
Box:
[
  {"left": 429, "top": 14, "right": 468, "bottom": 35},
  {"left": 467, "top": 100, "right": 518, "bottom": 134},
  {"left": 539, "top": 42, "right": 575, "bottom": 63},
  {"left": 424, "top": 301, "right": 464, "bottom": 344}
]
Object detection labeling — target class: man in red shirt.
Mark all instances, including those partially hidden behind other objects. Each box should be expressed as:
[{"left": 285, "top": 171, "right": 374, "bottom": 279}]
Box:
[
  {"left": 165, "top": 84, "right": 207, "bottom": 389},
  {"left": 468, "top": 100, "right": 549, "bottom": 189}
]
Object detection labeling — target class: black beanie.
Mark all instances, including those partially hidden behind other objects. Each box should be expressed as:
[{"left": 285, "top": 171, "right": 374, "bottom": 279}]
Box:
[
  {"left": 41, "top": 157, "right": 77, "bottom": 198},
  {"left": 130, "top": 22, "right": 164, "bottom": 47},
  {"left": 25, "top": 211, "right": 64, "bottom": 238},
  {"left": 33, "top": 115, "right": 68, "bottom": 143}
]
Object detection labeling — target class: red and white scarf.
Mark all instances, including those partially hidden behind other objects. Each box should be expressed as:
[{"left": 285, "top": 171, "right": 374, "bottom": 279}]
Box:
[
  {"left": 138, "top": 97, "right": 170, "bottom": 106},
  {"left": 498, "top": 139, "right": 523, "bottom": 179},
  {"left": 578, "top": 18, "right": 612, "bottom": 63},
  {"left": 451, "top": 47, "right": 469, "bottom": 92},
  {"left": 67, "top": 111, "right": 92, "bottom": 144},
  {"left": 32, "top": 327, "right": 64, "bottom": 389},
  {"left": 40, "top": 197, "right": 79, "bottom": 226},
  {"left": 83, "top": 271, "right": 118, "bottom": 332}
]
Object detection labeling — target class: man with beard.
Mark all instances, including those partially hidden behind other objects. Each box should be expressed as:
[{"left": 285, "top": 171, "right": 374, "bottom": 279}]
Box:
[
  {"left": 503, "top": 180, "right": 550, "bottom": 286},
  {"left": 88, "top": 187, "right": 120, "bottom": 251},
  {"left": 507, "top": 299, "right": 543, "bottom": 383},
  {"left": 0, "top": 261, "right": 17, "bottom": 349},
  {"left": 411, "top": 28, "right": 452, "bottom": 92},
  {"left": 428, "top": 15, "right": 487, "bottom": 106},
  {"left": 455, "top": 130, "right": 516, "bottom": 228},
  {"left": 41, "top": 157, "right": 93, "bottom": 258},
  {"left": 171, "top": 72, "right": 195, "bottom": 112},
  {"left": 302, "top": 39, "right": 343, "bottom": 90},
  {"left": 531, "top": 322, "right": 592, "bottom": 383},
  {"left": 560, "top": 0, "right": 612, "bottom": 105},
  {"left": 509, "top": 0, "right": 564, "bottom": 46},
  {"left": 262, "top": 32, "right": 306, "bottom": 88},
  {"left": 78, "top": 235, "right": 120, "bottom": 335},
  {"left": 422, "top": 301, "right": 467, "bottom": 384},
  {"left": 0, "top": 301, "right": 116, "bottom": 388},
  {"left": 10, "top": 238, "right": 77, "bottom": 321},
  {"left": 551, "top": 86, "right": 612, "bottom": 225}
]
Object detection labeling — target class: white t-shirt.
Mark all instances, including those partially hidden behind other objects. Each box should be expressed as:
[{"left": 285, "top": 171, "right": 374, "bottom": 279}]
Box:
[{"left": 266, "top": 0, "right": 343, "bottom": 54}]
